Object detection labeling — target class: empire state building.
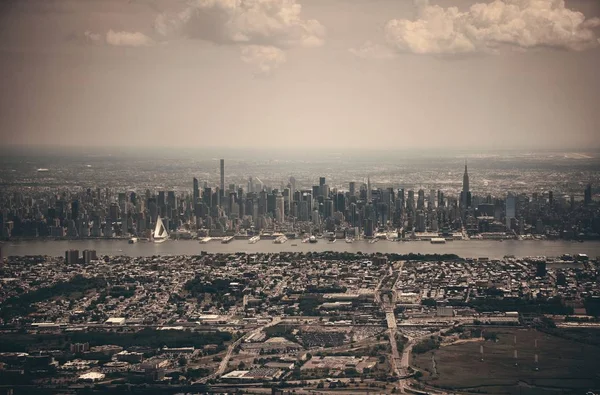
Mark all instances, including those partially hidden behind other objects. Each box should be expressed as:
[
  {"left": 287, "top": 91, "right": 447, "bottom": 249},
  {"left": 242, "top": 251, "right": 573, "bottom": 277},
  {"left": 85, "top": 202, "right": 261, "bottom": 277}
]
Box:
[{"left": 461, "top": 162, "right": 470, "bottom": 209}]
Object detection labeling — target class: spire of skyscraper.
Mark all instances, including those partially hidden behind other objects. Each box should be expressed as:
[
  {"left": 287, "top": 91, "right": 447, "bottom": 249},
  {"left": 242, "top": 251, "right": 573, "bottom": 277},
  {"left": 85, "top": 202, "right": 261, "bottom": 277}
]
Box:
[{"left": 462, "top": 160, "right": 470, "bottom": 209}]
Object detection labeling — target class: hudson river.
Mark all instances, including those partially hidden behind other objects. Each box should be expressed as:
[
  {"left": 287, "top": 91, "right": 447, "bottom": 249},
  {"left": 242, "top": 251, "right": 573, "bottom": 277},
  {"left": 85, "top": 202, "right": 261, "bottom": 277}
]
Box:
[{"left": 2, "top": 240, "right": 600, "bottom": 259}]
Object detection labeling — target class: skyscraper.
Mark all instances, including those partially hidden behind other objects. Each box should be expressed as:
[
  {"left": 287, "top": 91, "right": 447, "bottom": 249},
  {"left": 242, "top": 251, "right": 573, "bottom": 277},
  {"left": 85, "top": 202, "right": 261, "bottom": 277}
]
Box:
[
  {"left": 220, "top": 159, "right": 225, "bottom": 199},
  {"left": 506, "top": 193, "right": 516, "bottom": 229},
  {"left": 193, "top": 178, "right": 199, "bottom": 204},
  {"left": 276, "top": 193, "right": 285, "bottom": 223},
  {"left": 367, "top": 177, "right": 372, "bottom": 202},
  {"left": 462, "top": 161, "right": 470, "bottom": 209},
  {"left": 289, "top": 176, "right": 296, "bottom": 203},
  {"left": 349, "top": 181, "right": 356, "bottom": 196}
]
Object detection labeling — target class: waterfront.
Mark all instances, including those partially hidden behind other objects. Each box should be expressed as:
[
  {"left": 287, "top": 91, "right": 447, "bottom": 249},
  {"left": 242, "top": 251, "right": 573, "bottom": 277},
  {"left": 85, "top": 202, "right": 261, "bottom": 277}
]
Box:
[{"left": 2, "top": 239, "right": 600, "bottom": 259}]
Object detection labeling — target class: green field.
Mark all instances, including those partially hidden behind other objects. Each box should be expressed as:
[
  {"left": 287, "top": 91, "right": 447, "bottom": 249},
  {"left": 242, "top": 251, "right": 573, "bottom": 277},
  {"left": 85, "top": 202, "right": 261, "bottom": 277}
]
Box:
[{"left": 412, "top": 328, "right": 600, "bottom": 395}]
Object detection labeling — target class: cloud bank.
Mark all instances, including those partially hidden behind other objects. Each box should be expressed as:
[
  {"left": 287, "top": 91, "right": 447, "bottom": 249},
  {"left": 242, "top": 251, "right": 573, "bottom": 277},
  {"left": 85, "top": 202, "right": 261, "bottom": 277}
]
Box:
[
  {"left": 81, "top": 30, "right": 154, "bottom": 47},
  {"left": 79, "top": 0, "right": 324, "bottom": 73},
  {"left": 240, "top": 45, "right": 286, "bottom": 74},
  {"left": 384, "top": 0, "right": 600, "bottom": 55},
  {"left": 153, "top": 0, "right": 325, "bottom": 73},
  {"left": 106, "top": 30, "right": 154, "bottom": 47},
  {"left": 154, "top": 0, "right": 325, "bottom": 48}
]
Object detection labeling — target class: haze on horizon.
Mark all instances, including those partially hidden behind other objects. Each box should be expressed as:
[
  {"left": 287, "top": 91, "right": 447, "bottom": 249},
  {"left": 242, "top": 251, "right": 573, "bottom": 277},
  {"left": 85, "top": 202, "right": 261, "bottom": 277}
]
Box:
[{"left": 0, "top": 0, "right": 599, "bottom": 151}]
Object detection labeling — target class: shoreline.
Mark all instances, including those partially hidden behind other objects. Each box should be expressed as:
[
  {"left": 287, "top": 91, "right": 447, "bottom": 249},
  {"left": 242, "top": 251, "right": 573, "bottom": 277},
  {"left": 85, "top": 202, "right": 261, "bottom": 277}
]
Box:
[{"left": 1, "top": 237, "right": 597, "bottom": 243}]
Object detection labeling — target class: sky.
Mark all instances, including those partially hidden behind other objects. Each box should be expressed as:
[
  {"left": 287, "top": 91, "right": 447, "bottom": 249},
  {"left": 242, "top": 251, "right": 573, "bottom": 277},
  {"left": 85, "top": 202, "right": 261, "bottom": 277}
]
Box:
[{"left": 0, "top": 0, "right": 599, "bottom": 151}]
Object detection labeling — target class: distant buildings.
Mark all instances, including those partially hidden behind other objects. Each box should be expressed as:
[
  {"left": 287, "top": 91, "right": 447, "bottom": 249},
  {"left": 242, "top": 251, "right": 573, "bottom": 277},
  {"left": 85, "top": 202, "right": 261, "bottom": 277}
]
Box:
[
  {"left": 0, "top": 162, "right": 597, "bottom": 241},
  {"left": 65, "top": 249, "right": 79, "bottom": 264}
]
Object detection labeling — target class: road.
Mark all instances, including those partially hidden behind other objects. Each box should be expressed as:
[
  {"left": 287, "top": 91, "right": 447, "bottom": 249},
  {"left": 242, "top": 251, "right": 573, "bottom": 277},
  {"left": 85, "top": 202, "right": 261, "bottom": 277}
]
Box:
[
  {"left": 376, "top": 261, "right": 405, "bottom": 385},
  {"left": 199, "top": 316, "right": 282, "bottom": 382}
]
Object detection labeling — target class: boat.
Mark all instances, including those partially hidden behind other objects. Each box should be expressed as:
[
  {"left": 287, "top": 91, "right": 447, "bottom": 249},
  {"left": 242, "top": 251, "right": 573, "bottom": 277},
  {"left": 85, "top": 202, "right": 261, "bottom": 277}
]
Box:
[
  {"left": 248, "top": 235, "right": 260, "bottom": 244},
  {"left": 199, "top": 237, "right": 211, "bottom": 244},
  {"left": 221, "top": 236, "right": 234, "bottom": 244},
  {"left": 274, "top": 235, "right": 288, "bottom": 244},
  {"left": 309, "top": 236, "right": 317, "bottom": 244},
  {"left": 369, "top": 238, "right": 378, "bottom": 244},
  {"left": 345, "top": 237, "right": 354, "bottom": 243},
  {"left": 153, "top": 217, "right": 169, "bottom": 243},
  {"left": 291, "top": 244, "right": 298, "bottom": 246},
  {"left": 128, "top": 237, "right": 138, "bottom": 244}
]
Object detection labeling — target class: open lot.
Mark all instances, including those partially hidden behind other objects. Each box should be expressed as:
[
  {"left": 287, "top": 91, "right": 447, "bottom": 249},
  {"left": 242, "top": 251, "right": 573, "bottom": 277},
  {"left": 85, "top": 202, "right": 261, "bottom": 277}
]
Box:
[{"left": 413, "top": 328, "right": 600, "bottom": 395}]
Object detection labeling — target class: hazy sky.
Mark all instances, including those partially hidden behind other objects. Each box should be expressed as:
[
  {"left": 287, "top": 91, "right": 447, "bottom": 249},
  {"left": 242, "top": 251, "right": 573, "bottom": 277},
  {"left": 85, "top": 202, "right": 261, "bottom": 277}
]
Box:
[{"left": 1, "top": 0, "right": 599, "bottom": 150}]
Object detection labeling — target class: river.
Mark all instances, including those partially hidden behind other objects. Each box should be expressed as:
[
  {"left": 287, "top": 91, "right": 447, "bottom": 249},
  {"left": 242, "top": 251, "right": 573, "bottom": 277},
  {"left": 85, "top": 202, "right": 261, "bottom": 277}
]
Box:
[{"left": 2, "top": 239, "right": 599, "bottom": 259}]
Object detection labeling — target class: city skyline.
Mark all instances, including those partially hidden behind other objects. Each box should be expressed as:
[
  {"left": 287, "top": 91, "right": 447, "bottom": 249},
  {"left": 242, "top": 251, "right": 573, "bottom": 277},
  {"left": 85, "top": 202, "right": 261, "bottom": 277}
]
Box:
[{"left": 1, "top": 0, "right": 600, "bottom": 150}]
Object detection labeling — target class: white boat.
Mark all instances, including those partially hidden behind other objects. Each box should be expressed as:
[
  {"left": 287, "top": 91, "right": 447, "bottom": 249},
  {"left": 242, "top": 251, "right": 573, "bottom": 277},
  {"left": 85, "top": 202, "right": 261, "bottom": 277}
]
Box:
[
  {"left": 128, "top": 237, "right": 138, "bottom": 244},
  {"left": 345, "top": 237, "right": 353, "bottom": 243},
  {"left": 199, "top": 237, "right": 211, "bottom": 244},
  {"left": 248, "top": 236, "right": 260, "bottom": 244},
  {"left": 274, "top": 235, "right": 287, "bottom": 244},
  {"left": 221, "top": 236, "right": 234, "bottom": 244},
  {"left": 153, "top": 217, "right": 169, "bottom": 243},
  {"left": 308, "top": 236, "right": 317, "bottom": 244}
]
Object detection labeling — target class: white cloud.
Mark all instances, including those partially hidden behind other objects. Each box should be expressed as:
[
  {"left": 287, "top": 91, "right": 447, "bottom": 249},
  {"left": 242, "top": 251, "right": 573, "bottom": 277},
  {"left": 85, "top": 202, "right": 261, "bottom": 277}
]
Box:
[
  {"left": 385, "top": 0, "right": 600, "bottom": 55},
  {"left": 83, "top": 31, "right": 103, "bottom": 44},
  {"left": 349, "top": 41, "right": 397, "bottom": 59},
  {"left": 240, "top": 45, "right": 286, "bottom": 74},
  {"left": 105, "top": 30, "right": 154, "bottom": 47},
  {"left": 153, "top": 0, "right": 325, "bottom": 49}
]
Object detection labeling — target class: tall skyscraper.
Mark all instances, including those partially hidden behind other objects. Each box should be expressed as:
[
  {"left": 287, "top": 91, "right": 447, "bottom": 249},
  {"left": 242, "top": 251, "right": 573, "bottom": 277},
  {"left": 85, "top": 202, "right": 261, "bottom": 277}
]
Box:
[
  {"left": 289, "top": 176, "right": 296, "bottom": 202},
  {"left": 220, "top": 159, "right": 225, "bottom": 199},
  {"left": 349, "top": 182, "right": 356, "bottom": 196},
  {"left": 462, "top": 161, "right": 470, "bottom": 209},
  {"left": 193, "top": 178, "right": 199, "bottom": 204},
  {"left": 367, "top": 177, "right": 372, "bottom": 202},
  {"left": 506, "top": 193, "right": 516, "bottom": 229},
  {"left": 276, "top": 193, "right": 285, "bottom": 223}
]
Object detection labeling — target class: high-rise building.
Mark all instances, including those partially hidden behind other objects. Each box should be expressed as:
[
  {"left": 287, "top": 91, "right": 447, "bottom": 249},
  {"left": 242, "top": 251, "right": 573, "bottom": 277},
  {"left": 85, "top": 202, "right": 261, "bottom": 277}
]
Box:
[
  {"left": 349, "top": 182, "right": 356, "bottom": 196},
  {"left": 203, "top": 187, "right": 212, "bottom": 209},
  {"left": 462, "top": 161, "right": 470, "bottom": 209},
  {"left": 220, "top": 159, "right": 225, "bottom": 199},
  {"left": 193, "top": 178, "right": 199, "bottom": 204},
  {"left": 584, "top": 184, "right": 592, "bottom": 205},
  {"left": 65, "top": 249, "right": 79, "bottom": 264},
  {"left": 324, "top": 199, "right": 333, "bottom": 219},
  {"left": 367, "top": 177, "right": 372, "bottom": 202},
  {"left": 276, "top": 193, "right": 285, "bottom": 223},
  {"left": 71, "top": 200, "right": 79, "bottom": 220},
  {"left": 289, "top": 176, "right": 296, "bottom": 203},
  {"left": 82, "top": 250, "right": 97, "bottom": 264},
  {"left": 536, "top": 261, "right": 547, "bottom": 277},
  {"left": 506, "top": 193, "right": 516, "bottom": 229}
]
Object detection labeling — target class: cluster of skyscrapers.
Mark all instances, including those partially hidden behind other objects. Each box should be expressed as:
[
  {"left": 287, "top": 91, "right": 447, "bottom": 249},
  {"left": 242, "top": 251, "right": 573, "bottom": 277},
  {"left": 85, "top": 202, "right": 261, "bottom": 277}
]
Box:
[{"left": 0, "top": 159, "right": 597, "bottom": 240}]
